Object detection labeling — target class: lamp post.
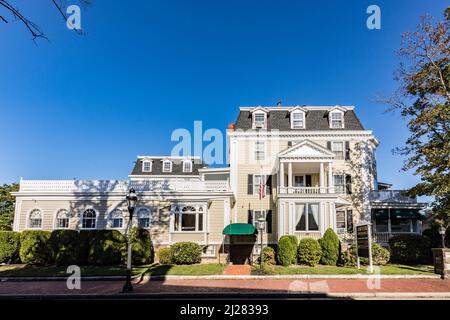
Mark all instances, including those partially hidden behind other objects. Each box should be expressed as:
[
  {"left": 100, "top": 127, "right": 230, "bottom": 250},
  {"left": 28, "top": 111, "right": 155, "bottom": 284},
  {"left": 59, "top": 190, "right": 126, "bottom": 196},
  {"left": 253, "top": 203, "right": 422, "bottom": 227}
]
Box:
[
  {"left": 256, "top": 218, "right": 266, "bottom": 271},
  {"left": 438, "top": 226, "right": 447, "bottom": 249},
  {"left": 122, "top": 188, "right": 138, "bottom": 293}
]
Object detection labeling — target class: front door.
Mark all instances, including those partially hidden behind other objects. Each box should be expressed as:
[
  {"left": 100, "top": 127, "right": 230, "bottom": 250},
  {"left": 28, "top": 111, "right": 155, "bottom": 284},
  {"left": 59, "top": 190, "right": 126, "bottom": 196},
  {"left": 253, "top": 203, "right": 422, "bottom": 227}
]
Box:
[{"left": 229, "top": 235, "right": 256, "bottom": 265}]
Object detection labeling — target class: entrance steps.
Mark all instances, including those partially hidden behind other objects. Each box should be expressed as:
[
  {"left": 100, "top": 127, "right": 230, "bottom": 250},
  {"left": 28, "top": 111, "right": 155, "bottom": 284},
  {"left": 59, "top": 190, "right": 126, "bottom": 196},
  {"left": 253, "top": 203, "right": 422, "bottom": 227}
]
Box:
[{"left": 223, "top": 264, "right": 252, "bottom": 276}]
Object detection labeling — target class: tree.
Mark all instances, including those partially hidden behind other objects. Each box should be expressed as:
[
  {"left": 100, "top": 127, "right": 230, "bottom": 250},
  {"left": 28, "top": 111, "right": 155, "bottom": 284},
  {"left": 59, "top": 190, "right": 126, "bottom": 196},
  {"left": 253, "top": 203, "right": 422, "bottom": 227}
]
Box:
[
  {"left": 0, "top": 0, "right": 92, "bottom": 41},
  {"left": 0, "top": 183, "right": 19, "bottom": 230},
  {"left": 384, "top": 7, "right": 450, "bottom": 227}
]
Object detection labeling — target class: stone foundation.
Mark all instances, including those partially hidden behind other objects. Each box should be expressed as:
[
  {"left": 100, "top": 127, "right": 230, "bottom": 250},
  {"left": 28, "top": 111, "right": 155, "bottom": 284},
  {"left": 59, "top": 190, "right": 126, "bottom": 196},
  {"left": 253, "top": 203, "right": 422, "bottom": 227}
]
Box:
[{"left": 432, "top": 248, "right": 450, "bottom": 280}]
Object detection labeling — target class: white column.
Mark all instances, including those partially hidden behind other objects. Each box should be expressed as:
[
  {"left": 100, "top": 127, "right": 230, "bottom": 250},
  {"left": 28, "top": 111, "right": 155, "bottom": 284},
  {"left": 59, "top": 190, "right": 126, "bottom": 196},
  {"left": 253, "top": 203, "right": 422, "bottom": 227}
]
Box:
[
  {"left": 278, "top": 201, "right": 285, "bottom": 238},
  {"left": 288, "top": 162, "right": 293, "bottom": 189},
  {"left": 328, "top": 162, "right": 334, "bottom": 193},
  {"left": 280, "top": 162, "right": 285, "bottom": 189},
  {"left": 319, "top": 162, "right": 325, "bottom": 193}
]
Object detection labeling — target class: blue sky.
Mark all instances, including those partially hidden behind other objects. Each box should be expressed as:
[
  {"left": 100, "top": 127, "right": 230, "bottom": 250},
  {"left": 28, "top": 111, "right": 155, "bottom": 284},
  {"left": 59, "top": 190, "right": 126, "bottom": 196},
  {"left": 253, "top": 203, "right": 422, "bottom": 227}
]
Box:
[{"left": 0, "top": 0, "right": 447, "bottom": 192}]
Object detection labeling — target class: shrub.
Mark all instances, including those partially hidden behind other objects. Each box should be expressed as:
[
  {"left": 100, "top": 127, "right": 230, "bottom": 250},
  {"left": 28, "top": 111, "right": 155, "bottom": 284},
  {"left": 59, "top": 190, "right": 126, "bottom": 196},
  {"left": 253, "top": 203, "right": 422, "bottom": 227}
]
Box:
[
  {"left": 127, "top": 227, "right": 154, "bottom": 265},
  {"left": 318, "top": 228, "right": 340, "bottom": 265},
  {"left": 389, "top": 234, "right": 431, "bottom": 264},
  {"left": 258, "top": 246, "right": 276, "bottom": 265},
  {"left": 19, "top": 230, "right": 52, "bottom": 265},
  {"left": 277, "top": 235, "right": 298, "bottom": 266},
  {"left": 87, "top": 230, "right": 126, "bottom": 266},
  {"left": 338, "top": 249, "right": 357, "bottom": 267},
  {"left": 49, "top": 230, "right": 81, "bottom": 266},
  {"left": 157, "top": 247, "right": 173, "bottom": 264},
  {"left": 171, "top": 242, "right": 202, "bottom": 265},
  {"left": 372, "top": 243, "right": 390, "bottom": 265},
  {"left": 0, "top": 231, "right": 21, "bottom": 264},
  {"left": 298, "top": 238, "right": 322, "bottom": 266},
  {"left": 254, "top": 263, "right": 276, "bottom": 275}
]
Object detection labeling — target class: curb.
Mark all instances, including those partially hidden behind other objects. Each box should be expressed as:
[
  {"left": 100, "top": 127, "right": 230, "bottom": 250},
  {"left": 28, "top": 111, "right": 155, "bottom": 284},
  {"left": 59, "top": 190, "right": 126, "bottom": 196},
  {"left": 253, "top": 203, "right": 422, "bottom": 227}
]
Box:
[{"left": 0, "top": 274, "right": 441, "bottom": 282}]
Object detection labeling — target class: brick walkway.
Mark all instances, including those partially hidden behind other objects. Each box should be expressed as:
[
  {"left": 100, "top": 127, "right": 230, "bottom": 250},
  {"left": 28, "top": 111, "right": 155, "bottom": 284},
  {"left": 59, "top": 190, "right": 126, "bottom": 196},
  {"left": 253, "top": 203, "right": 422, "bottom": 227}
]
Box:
[
  {"left": 223, "top": 265, "right": 252, "bottom": 276},
  {"left": 0, "top": 278, "right": 449, "bottom": 296}
]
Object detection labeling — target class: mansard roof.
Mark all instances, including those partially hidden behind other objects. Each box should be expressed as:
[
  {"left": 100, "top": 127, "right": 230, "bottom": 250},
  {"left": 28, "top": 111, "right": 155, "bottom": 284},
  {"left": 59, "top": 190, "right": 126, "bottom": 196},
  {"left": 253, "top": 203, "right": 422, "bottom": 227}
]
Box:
[
  {"left": 234, "top": 106, "right": 365, "bottom": 131},
  {"left": 130, "top": 156, "right": 205, "bottom": 176}
]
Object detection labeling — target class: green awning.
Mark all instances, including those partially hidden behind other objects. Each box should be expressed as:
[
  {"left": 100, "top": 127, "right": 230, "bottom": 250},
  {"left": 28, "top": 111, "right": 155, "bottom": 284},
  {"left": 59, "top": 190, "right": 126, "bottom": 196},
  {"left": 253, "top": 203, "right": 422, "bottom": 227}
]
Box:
[
  {"left": 223, "top": 223, "right": 256, "bottom": 235},
  {"left": 373, "top": 209, "right": 427, "bottom": 220}
]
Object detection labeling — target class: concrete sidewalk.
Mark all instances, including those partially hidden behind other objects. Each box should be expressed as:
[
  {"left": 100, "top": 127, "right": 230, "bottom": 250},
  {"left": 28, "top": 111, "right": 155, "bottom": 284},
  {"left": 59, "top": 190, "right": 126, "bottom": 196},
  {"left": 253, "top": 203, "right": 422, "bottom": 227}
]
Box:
[{"left": 1, "top": 278, "right": 450, "bottom": 299}]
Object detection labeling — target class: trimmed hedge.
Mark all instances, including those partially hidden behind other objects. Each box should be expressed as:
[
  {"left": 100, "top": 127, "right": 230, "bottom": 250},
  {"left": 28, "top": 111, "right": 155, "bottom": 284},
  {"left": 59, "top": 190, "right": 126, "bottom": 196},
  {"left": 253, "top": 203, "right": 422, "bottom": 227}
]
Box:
[
  {"left": 19, "top": 230, "right": 52, "bottom": 265},
  {"left": 389, "top": 234, "right": 431, "bottom": 264},
  {"left": 318, "top": 228, "right": 340, "bottom": 265},
  {"left": 277, "top": 235, "right": 298, "bottom": 266},
  {"left": 128, "top": 227, "right": 154, "bottom": 265},
  {"left": 86, "top": 230, "right": 126, "bottom": 266},
  {"left": 49, "top": 230, "right": 81, "bottom": 266},
  {"left": 298, "top": 238, "right": 322, "bottom": 266},
  {"left": 372, "top": 243, "right": 390, "bottom": 265},
  {"left": 0, "top": 231, "right": 21, "bottom": 264},
  {"left": 157, "top": 247, "right": 173, "bottom": 264},
  {"left": 171, "top": 242, "right": 202, "bottom": 265}
]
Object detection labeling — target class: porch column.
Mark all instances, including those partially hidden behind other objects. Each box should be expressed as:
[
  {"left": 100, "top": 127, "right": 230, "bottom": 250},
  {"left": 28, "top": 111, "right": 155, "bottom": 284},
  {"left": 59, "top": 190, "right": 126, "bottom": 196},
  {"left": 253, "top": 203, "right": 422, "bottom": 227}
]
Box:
[
  {"left": 280, "top": 161, "right": 285, "bottom": 188},
  {"left": 288, "top": 162, "right": 293, "bottom": 189},
  {"left": 328, "top": 163, "right": 334, "bottom": 193},
  {"left": 319, "top": 162, "right": 325, "bottom": 193}
]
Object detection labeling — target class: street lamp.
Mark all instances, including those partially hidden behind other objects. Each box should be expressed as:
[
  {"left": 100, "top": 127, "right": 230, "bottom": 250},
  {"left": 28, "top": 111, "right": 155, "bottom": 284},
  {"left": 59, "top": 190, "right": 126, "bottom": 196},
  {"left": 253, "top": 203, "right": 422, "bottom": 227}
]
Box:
[
  {"left": 122, "top": 188, "right": 138, "bottom": 293},
  {"left": 438, "top": 225, "right": 447, "bottom": 249},
  {"left": 256, "top": 217, "right": 266, "bottom": 271}
]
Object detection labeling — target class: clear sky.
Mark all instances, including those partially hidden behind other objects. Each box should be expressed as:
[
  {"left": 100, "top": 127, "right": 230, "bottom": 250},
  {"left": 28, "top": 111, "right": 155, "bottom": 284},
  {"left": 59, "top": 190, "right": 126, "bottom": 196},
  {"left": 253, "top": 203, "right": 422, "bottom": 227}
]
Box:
[{"left": 0, "top": 0, "right": 447, "bottom": 194}]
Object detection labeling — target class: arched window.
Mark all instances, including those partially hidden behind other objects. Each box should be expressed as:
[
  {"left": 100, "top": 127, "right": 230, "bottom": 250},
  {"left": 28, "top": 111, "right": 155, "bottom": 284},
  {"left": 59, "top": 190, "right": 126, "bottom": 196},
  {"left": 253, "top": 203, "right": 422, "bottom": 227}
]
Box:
[
  {"left": 142, "top": 160, "right": 152, "bottom": 172},
  {"left": 55, "top": 209, "right": 70, "bottom": 229},
  {"left": 109, "top": 209, "right": 123, "bottom": 229},
  {"left": 81, "top": 209, "right": 97, "bottom": 229},
  {"left": 136, "top": 208, "right": 150, "bottom": 228},
  {"left": 28, "top": 209, "right": 42, "bottom": 229},
  {"left": 173, "top": 205, "right": 205, "bottom": 232},
  {"left": 162, "top": 160, "right": 172, "bottom": 173}
]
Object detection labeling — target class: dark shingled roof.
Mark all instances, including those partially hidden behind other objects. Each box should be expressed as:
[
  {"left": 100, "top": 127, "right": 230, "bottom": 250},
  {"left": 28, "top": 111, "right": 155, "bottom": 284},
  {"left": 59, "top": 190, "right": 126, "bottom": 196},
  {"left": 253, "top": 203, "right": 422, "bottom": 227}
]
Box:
[
  {"left": 234, "top": 109, "right": 365, "bottom": 131},
  {"left": 130, "top": 158, "right": 205, "bottom": 176}
]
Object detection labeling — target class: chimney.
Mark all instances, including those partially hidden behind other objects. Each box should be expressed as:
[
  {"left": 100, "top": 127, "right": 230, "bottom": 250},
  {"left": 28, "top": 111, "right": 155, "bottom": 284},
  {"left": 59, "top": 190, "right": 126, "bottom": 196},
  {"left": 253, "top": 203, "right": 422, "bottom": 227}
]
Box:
[{"left": 277, "top": 100, "right": 282, "bottom": 107}]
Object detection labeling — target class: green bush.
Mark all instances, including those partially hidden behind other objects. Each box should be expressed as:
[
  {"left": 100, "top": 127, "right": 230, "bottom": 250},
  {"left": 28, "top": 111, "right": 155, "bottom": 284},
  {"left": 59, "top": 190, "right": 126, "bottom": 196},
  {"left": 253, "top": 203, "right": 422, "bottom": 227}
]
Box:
[
  {"left": 258, "top": 246, "right": 276, "bottom": 265},
  {"left": 19, "top": 230, "right": 52, "bottom": 265},
  {"left": 254, "top": 263, "right": 276, "bottom": 275},
  {"left": 49, "top": 230, "right": 81, "bottom": 266},
  {"left": 372, "top": 243, "right": 390, "bottom": 265},
  {"left": 157, "top": 247, "right": 173, "bottom": 264},
  {"left": 127, "top": 227, "right": 154, "bottom": 265},
  {"left": 86, "top": 230, "right": 126, "bottom": 266},
  {"left": 338, "top": 249, "right": 357, "bottom": 267},
  {"left": 318, "top": 228, "right": 340, "bottom": 265},
  {"left": 298, "top": 238, "right": 322, "bottom": 266},
  {"left": 171, "top": 242, "right": 202, "bottom": 265},
  {"left": 389, "top": 234, "right": 432, "bottom": 264},
  {"left": 277, "top": 235, "right": 298, "bottom": 266},
  {"left": 0, "top": 231, "right": 21, "bottom": 263}
]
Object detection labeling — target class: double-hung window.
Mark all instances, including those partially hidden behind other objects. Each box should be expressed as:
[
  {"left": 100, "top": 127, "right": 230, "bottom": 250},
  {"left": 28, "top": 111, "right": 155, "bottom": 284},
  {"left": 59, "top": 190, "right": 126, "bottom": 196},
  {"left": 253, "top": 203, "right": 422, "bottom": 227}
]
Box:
[
  {"left": 253, "top": 174, "right": 266, "bottom": 194},
  {"left": 162, "top": 160, "right": 172, "bottom": 173},
  {"left": 255, "top": 141, "right": 265, "bottom": 160},
  {"left": 253, "top": 113, "right": 266, "bottom": 128},
  {"left": 142, "top": 160, "right": 152, "bottom": 172},
  {"left": 330, "top": 111, "right": 344, "bottom": 128},
  {"left": 334, "top": 175, "right": 345, "bottom": 194},
  {"left": 336, "top": 209, "right": 353, "bottom": 233},
  {"left": 331, "top": 141, "right": 344, "bottom": 159},
  {"left": 295, "top": 203, "right": 319, "bottom": 231},
  {"left": 183, "top": 160, "right": 192, "bottom": 173},
  {"left": 291, "top": 112, "right": 305, "bottom": 129}
]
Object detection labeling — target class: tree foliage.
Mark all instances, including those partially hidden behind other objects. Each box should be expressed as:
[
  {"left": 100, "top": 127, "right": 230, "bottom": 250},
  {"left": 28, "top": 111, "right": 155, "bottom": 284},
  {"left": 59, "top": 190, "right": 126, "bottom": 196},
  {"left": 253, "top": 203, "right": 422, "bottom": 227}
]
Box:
[
  {"left": 385, "top": 7, "right": 450, "bottom": 227},
  {"left": 0, "top": 183, "right": 19, "bottom": 231}
]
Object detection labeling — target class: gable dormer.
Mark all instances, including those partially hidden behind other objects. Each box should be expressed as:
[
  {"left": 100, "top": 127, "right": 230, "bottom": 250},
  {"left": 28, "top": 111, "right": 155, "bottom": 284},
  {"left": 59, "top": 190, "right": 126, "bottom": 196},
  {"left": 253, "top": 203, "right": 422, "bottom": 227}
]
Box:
[
  {"left": 289, "top": 106, "right": 307, "bottom": 129},
  {"left": 328, "top": 106, "right": 346, "bottom": 129},
  {"left": 162, "top": 159, "right": 173, "bottom": 173},
  {"left": 251, "top": 107, "right": 268, "bottom": 129}
]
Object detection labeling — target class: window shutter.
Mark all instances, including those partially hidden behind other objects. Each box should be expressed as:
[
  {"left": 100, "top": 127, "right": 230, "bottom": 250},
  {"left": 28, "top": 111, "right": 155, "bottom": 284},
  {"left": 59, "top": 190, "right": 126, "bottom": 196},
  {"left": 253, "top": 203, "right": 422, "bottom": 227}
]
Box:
[
  {"left": 306, "top": 175, "right": 312, "bottom": 187},
  {"left": 266, "top": 175, "right": 272, "bottom": 195},
  {"left": 346, "top": 210, "right": 353, "bottom": 232},
  {"left": 266, "top": 210, "right": 272, "bottom": 233},
  {"left": 345, "top": 175, "right": 352, "bottom": 194},
  {"left": 345, "top": 141, "right": 350, "bottom": 160},
  {"left": 327, "top": 141, "right": 332, "bottom": 150},
  {"left": 248, "top": 210, "right": 253, "bottom": 224},
  {"left": 248, "top": 174, "right": 253, "bottom": 195}
]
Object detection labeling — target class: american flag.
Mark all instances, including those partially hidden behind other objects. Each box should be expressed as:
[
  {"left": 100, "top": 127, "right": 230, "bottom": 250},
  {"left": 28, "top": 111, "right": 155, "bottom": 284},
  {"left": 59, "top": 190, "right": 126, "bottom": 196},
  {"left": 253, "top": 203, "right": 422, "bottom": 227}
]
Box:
[{"left": 259, "top": 179, "right": 266, "bottom": 200}]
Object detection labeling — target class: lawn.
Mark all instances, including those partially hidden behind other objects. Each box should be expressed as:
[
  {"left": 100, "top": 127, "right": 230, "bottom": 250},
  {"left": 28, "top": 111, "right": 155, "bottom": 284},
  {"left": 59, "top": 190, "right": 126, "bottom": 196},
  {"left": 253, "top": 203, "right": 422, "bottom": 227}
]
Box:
[
  {"left": 0, "top": 263, "right": 226, "bottom": 278},
  {"left": 263, "top": 264, "right": 434, "bottom": 275}
]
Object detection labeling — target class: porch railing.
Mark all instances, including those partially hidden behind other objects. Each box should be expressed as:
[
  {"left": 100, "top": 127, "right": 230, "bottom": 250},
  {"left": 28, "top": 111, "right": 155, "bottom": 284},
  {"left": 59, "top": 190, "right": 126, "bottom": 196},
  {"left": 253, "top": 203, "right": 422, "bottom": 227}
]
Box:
[
  {"left": 369, "top": 190, "right": 417, "bottom": 204},
  {"left": 373, "top": 232, "right": 421, "bottom": 244},
  {"left": 278, "top": 187, "right": 333, "bottom": 195}
]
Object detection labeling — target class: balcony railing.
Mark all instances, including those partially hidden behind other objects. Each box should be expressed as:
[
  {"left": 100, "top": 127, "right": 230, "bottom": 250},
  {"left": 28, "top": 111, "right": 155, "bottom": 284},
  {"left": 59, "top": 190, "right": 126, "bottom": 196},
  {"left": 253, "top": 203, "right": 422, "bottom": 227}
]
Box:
[
  {"left": 369, "top": 190, "right": 417, "bottom": 204},
  {"left": 278, "top": 186, "right": 334, "bottom": 195},
  {"left": 19, "top": 179, "right": 230, "bottom": 193},
  {"left": 373, "top": 232, "right": 421, "bottom": 244}
]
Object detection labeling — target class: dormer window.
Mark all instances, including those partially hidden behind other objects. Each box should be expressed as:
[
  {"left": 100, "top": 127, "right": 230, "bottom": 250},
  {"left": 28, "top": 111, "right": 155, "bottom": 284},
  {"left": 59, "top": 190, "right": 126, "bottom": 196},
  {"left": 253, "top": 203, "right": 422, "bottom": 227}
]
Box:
[
  {"left": 252, "top": 110, "right": 267, "bottom": 129},
  {"left": 291, "top": 111, "right": 305, "bottom": 129},
  {"left": 162, "top": 160, "right": 172, "bottom": 173},
  {"left": 330, "top": 111, "right": 344, "bottom": 129},
  {"left": 142, "top": 160, "right": 152, "bottom": 172},
  {"left": 183, "top": 160, "right": 192, "bottom": 173}
]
